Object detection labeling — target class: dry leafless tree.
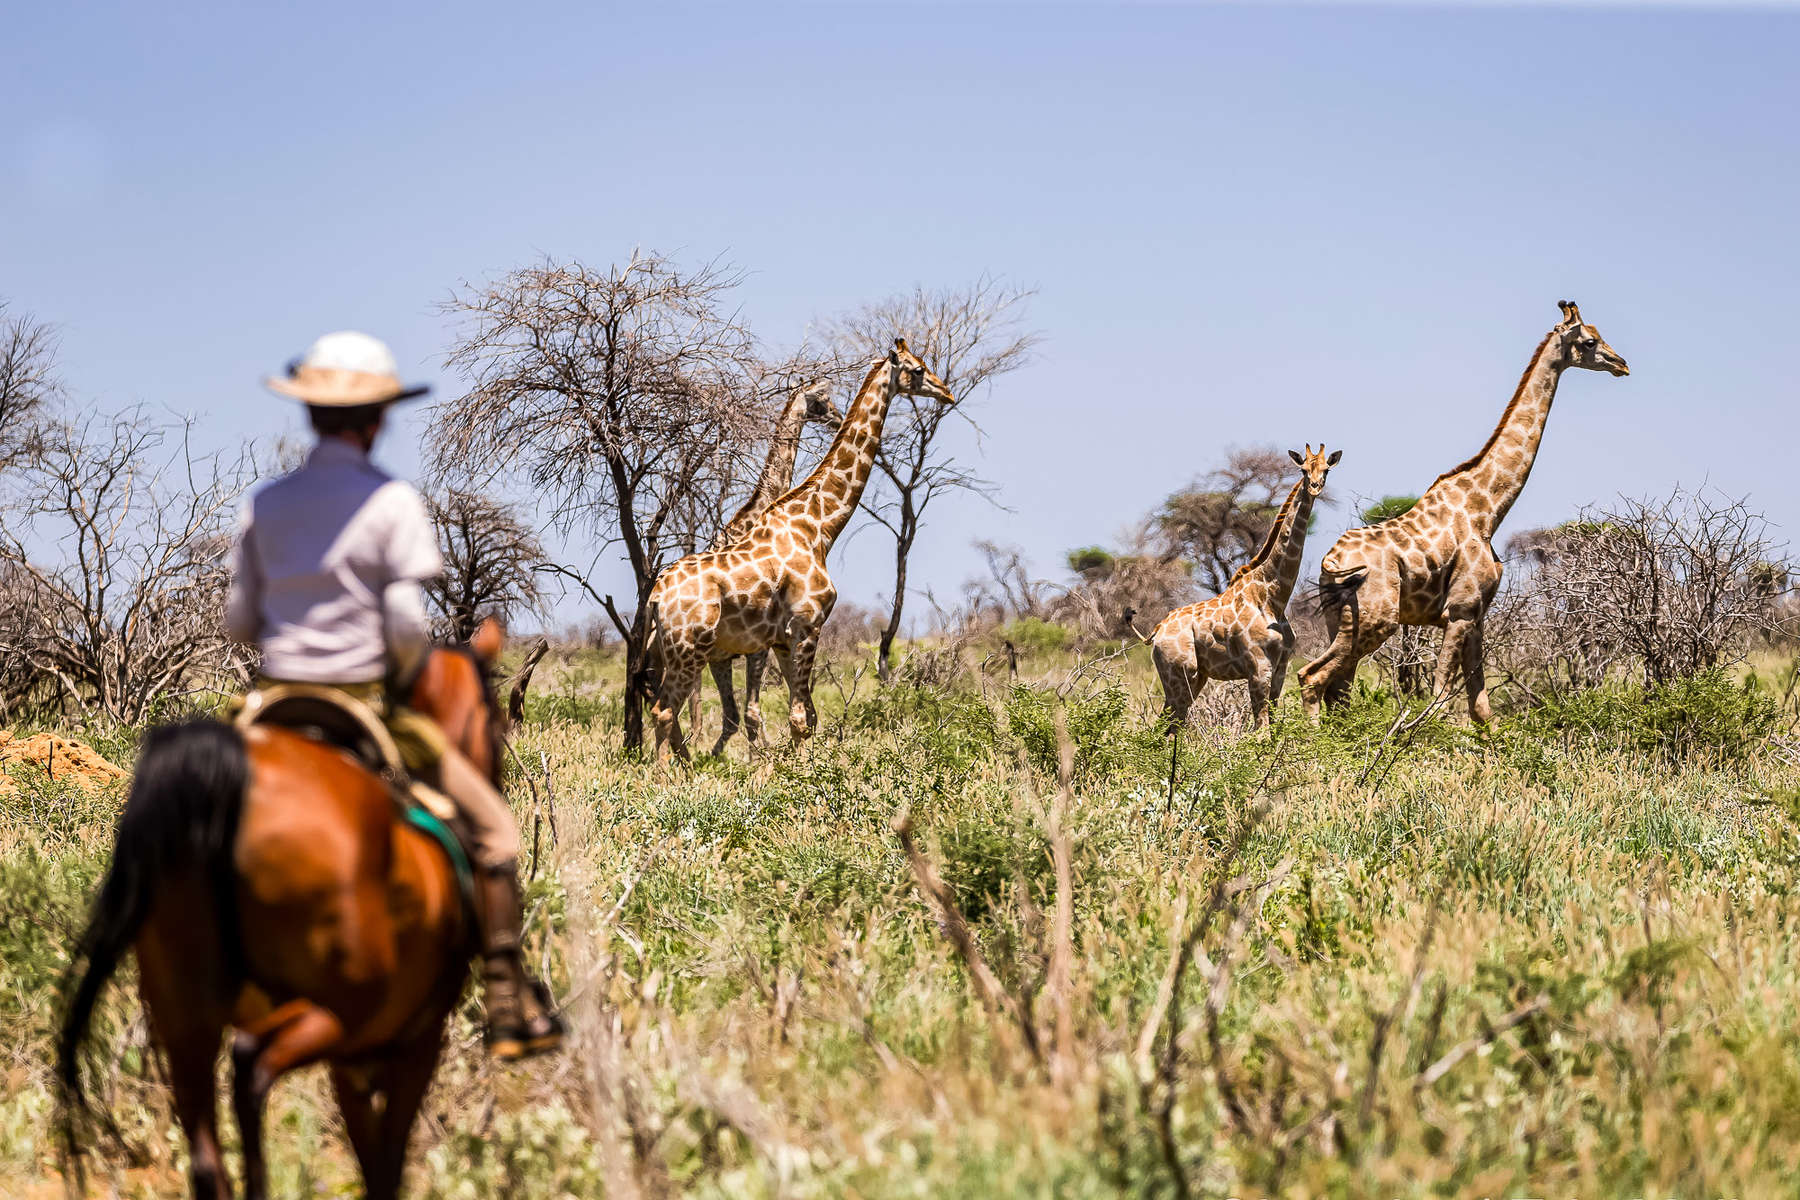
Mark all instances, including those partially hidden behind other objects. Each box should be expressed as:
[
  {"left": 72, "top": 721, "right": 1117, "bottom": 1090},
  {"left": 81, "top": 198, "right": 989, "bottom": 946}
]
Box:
[
  {"left": 425, "top": 489, "right": 547, "bottom": 642},
  {"left": 1489, "top": 488, "right": 1792, "bottom": 693},
  {"left": 0, "top": 410, "right": 252, "bottom": 724},
  {"left": 1053, "top": 526, "right": 1196, "bottom": 642},
  {"left": 820, "top": 277, "right": 1039, "bottom": 679},
  {"left": 961, "top": 539, "right": 1058, "bottom": 628},
  {"left": 0, "top": 301, "right": 62, "bottom": 481},
  {"left": 424, "top": 251, "right": 793, "bottom": 750}
]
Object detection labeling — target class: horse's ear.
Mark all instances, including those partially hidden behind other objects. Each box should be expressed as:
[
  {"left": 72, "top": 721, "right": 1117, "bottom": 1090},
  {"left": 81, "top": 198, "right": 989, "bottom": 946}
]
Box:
[{"left": 471, "top": 618, "right": 504, "bottom": 665}]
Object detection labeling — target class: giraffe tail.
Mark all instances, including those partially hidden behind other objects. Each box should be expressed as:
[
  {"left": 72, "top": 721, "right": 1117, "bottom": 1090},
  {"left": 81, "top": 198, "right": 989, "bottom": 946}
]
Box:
[
  {"left": 641, "top": 600, "right": 665, "bottom": 695},
  {"left": 1317, "top": 567, "right": 1368, "bottom": 647}
]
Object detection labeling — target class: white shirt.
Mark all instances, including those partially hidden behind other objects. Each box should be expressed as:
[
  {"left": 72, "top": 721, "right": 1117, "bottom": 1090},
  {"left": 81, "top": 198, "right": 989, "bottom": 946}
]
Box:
[{"left": 227, "top": 439, "right": 443, "bottom": 683}]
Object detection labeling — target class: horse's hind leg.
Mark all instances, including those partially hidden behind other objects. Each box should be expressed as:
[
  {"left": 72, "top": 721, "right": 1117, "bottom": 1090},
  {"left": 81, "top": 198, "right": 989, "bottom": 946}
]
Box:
[
  {"left": 230, "top": 1001, "right": 347, "bottom": 1200},
  {"left": 139, "top": 905, "right": 233, "bottom": 1198},
  {"left": 332, "top": 1021, "right": 449, "bottom": 1200}
]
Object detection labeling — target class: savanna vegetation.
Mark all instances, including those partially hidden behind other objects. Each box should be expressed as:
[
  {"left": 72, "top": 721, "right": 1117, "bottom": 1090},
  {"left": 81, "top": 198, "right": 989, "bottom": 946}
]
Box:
[{"left": 8, "top": 630, "right": 1800, "bottom": 1197}]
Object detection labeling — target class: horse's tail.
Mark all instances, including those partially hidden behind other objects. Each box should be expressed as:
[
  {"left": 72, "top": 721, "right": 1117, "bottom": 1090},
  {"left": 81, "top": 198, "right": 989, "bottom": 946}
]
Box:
[
  {"left": 1318, "top": 566, "right": 1369, "bottom": 647},
  {"left": 57, "top": 720, "right": 247, "bottom": 1168}
]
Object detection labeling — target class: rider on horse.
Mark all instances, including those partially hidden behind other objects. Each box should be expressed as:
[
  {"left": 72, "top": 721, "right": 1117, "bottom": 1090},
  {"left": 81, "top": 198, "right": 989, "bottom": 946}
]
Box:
[{"left": 226, "top": 330, "right": 563, "bottom": 1061}]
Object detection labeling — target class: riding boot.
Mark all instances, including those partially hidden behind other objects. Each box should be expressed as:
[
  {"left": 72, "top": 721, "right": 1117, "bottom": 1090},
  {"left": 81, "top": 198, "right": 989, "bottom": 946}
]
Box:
[{"left": 474, "top": 864, "right": 565, "bottom": 1060}]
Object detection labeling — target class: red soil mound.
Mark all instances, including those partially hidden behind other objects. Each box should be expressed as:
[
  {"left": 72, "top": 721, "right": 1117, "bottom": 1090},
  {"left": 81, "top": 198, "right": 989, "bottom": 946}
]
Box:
[{"left": 0, "top": 731, "right": 128, "bottom": 795}]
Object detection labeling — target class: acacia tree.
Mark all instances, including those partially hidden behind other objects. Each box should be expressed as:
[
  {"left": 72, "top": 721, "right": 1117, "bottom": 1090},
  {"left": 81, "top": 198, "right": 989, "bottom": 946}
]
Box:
[
  {"left": 425, "top": 489, "right": 545, "bottom": 641},
  {"left": 424, "top": 252, "right": 782, "bottom": 751},
  {"left": 1152, "top": 447, "right": 1300, "bottom": 597},
  {"left": 0, "top": 411, "right": 252, "bottom": 724},
  {"left": 820, "top": 277, "right": 1038, "bottom": 678}
]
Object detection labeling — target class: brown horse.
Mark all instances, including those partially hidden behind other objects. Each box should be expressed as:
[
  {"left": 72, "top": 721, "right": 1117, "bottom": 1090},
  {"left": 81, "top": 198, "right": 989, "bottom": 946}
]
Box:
[{"left": 58, "top": 621, "right": 510, "bottom": 1199}]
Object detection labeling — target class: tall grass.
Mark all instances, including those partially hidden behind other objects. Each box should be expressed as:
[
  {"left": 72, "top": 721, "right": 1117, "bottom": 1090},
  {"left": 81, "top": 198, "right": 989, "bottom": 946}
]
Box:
[{"left": 5, "top": 647, "right": 1800, "bottom": 1197}]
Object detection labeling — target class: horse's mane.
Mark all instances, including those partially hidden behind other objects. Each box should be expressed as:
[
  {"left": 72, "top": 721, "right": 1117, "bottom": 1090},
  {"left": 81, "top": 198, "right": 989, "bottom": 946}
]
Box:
[{"left": 437, "top": 641, "right": 507, "bottom": 784}]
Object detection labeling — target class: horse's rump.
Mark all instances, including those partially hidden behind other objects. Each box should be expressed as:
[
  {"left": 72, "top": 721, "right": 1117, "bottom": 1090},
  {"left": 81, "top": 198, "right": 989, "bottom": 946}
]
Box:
[{"left": 233, "top": 728, "right": 468, "bottom": 1038}]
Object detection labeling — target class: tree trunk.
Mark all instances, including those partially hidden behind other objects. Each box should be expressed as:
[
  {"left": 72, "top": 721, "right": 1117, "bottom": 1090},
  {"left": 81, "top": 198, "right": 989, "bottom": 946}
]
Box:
[
  {"left": 506, "top": 639, "right": 549, "bottom": 726},
  {"left": 623, "top": 620, "right": 650, "bottom": 753},
  {"left": 877, "top": 523, "right": 914, "bottom": 683}
]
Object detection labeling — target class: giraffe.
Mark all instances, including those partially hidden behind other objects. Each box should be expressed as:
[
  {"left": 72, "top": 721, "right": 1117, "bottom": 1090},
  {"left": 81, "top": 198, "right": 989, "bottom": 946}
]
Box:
[
  {"left": 1298, "top": 300, "right": 1630, "bottom": 723},
  {"left": 1152, "top": 445, "right": 1340, "bottom": 728},
  {"left": 702, "top": 380, "right": 840, "bottom": 755},
  {"left": 647, "top": 338, "right": 953, "bottom": 760}
]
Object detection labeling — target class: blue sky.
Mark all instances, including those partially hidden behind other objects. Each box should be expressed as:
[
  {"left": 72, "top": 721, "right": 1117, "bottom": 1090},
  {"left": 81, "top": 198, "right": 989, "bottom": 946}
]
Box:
[{"left": 4, "top": 2, "right": 1796, "bottom": 626}]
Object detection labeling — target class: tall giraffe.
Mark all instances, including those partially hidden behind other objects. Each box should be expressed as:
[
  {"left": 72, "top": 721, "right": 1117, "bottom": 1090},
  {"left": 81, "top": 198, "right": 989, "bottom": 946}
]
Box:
[
  {"left": 1152, "top": 445, "right": 1340, "bottom": 728},
  {"left": 647, "top": 339, "right": 953, "bottom": 759},
  {"left": 703, "top": 380, "right": 840, "bottom": 755},
  {"left": 1298, "top": 301, "right": 1629, "bottom": 722}
]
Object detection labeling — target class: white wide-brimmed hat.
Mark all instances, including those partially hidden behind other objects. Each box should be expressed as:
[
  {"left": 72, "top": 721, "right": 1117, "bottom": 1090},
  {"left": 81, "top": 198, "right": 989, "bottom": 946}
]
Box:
[{"left": 265, "top": 330, "right": 430, "bottom": 407}]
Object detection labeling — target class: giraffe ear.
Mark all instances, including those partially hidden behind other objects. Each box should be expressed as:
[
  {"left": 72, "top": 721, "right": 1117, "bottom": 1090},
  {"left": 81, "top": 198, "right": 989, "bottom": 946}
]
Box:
[
  {"left": 1288, "top": 449, "right": 1304, "bottom": 466},
  {"left": 1327, "top": 449, "right": 1342, "bottom": 466}
]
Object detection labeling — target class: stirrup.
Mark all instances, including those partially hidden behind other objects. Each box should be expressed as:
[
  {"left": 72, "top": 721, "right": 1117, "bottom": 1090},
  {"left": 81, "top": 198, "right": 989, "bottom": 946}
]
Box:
[{"left": 486, "top": 979, "right": 565, "bottom": 1062}]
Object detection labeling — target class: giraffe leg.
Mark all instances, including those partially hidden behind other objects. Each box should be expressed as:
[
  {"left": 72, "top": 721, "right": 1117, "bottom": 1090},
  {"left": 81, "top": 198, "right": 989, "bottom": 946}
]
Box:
[
  {"left": 1431, "top": 618, "right": 1470, "bottom": 711},
  {"left": 1461, "top": 618, "right": 1493, "bottom": 724},
  {"left": 1267, "top": 642, "right": 1292, "bottom": 711},
  {"left": 1152, "top": 641, "right": 1194, "bottom": 732},
  {"left": 709, "top": 658, "right": 740, "bottom": 757},
  {"left": 1303, "top": 615, "right": 1395, "bottom": 719},
  {"left": 741, "top": 651, "right": 767, "bottom": 746},
  {"left": 1300, "top": 605, "right": 1348, "bottom": 721},
  {"left": 1246, "top": 663, "right": 1272, "bottom": 730},
  {"left": 652, "top": 652, "right": 703, "bottom": 763},
  {"left": 776, "top": 632, "right": 821, "bottom": 743},
  {"left": 1434, "top": 616, "right": 1489, "bottom": 723}
]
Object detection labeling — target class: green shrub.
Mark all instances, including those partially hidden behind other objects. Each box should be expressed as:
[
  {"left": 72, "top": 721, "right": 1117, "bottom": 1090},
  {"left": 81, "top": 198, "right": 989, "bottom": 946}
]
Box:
[
  {"left": 996, "top": 616, "right": 1071, "bottom": 658},
  {"left": 1517, "top": 669, "right": 1777, "bottom": 763},
  {"left": 1003, "top": 685, "right": 1163, "bottom": 784}
]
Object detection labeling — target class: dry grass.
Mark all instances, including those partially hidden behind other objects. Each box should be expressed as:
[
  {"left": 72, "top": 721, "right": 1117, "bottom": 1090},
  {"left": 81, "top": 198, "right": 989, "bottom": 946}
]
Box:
[{"left": 5, "top": 644, "right": 1800, "bottom": 1197}]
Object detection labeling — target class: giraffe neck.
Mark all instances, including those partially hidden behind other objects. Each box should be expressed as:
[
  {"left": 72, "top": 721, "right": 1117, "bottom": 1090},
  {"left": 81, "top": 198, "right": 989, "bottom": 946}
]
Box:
[
  {"left": 1235, "top": 478, "right": 1316, "bottom": 610},
  {"left": 717, "top": 388, "right": 815, "bottom": 548},
  {"left": 767, "top": 359, "right": 897, "bottom": 553},
  {"left": 1429, "top": 329, "right": 1566, "bottom": 536}
]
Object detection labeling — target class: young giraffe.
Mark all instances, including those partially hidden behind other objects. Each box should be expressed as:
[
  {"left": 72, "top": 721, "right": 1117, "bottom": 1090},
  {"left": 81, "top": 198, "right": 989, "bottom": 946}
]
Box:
[
  {"left": 1298, "top": 301, "right": 1630, "bottom": 723},
  {"left": 1152, "top": 445, "right": 1340, "bottom": 728},
  {"left": 702, "top": 380, "right": 840, "bottom": 755},
  {"left": 648, "top": 339, "right": 953, "bottom": 760}
]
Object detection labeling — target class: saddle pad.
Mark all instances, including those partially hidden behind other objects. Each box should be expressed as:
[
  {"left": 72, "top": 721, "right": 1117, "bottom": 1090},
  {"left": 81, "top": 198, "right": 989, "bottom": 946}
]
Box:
[{"left": 401, "top": 800, "right": 476, "bottom": 914}]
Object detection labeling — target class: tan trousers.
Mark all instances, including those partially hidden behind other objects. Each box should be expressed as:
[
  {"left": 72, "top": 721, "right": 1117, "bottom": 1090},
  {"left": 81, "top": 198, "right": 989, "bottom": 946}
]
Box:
[{"left": 438, "top": 745, "right": 521, "bottom": 871}]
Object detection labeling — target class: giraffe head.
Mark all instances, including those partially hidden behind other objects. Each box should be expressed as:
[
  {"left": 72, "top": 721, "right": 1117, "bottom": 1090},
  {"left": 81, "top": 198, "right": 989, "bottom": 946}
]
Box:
[
  {"left": 889, "top": 338, "right": 954, "bottom": 405},
  {"left": 801, "top": 381, "right": 843, "bottom": 428},
  {"left": 1552, "top": 301, "right": 1630, "bottom": 377},
  {"left": 1286, "top": 444, "right": 1342, "bottom": 498}
]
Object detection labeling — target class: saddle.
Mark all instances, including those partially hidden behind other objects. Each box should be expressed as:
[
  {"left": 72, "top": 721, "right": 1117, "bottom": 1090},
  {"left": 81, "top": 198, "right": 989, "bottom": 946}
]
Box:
[{"left": 233, "top": 684, "right": 474, "bottom": 896}]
